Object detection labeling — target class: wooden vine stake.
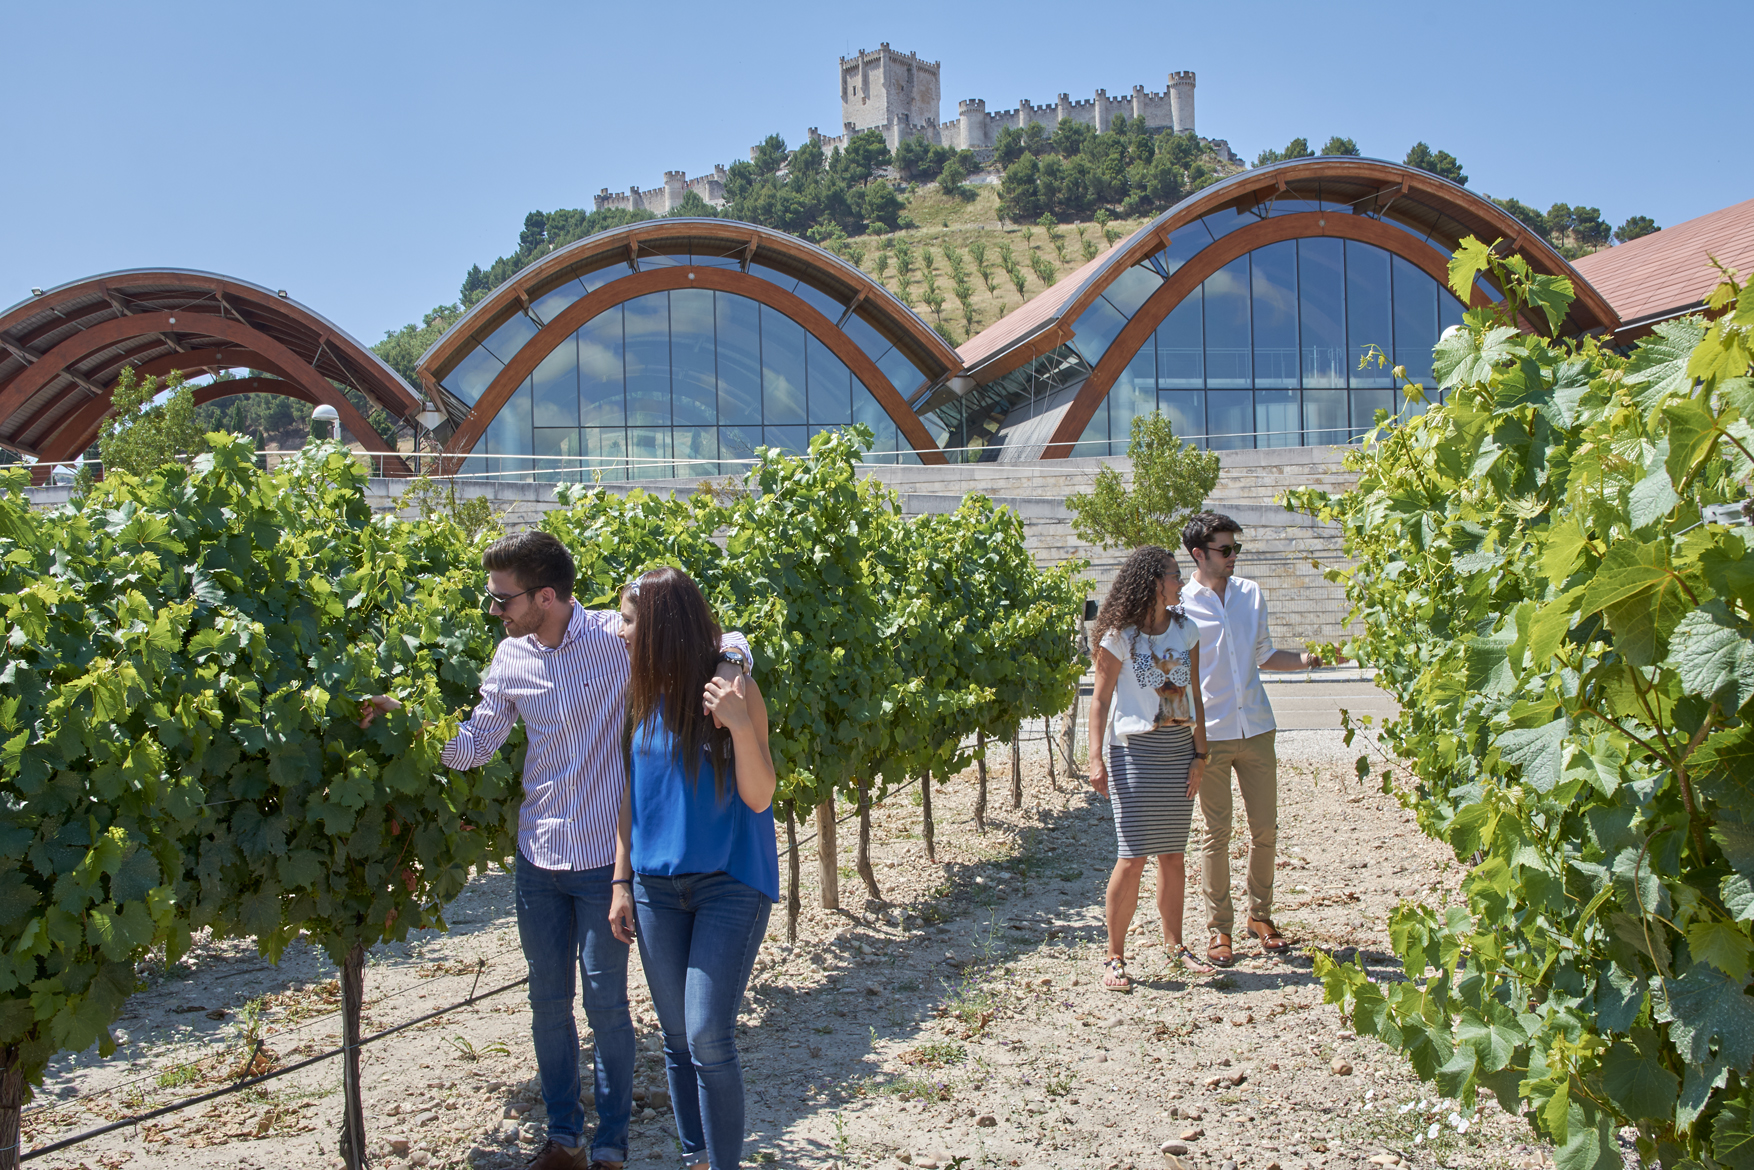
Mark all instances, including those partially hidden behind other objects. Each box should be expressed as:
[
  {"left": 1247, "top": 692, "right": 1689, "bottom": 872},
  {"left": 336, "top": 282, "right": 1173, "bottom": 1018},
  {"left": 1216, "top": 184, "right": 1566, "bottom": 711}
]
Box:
[
  {"left": 1060, "top": 697, "right": 1081, "bottom": 779},
  {"left": 855, "top": 777, "right": 881, "bottom": 901},
  {"left": 921, "top": 774, "right": 936, "bottom": 862},
  {"left": 973, "top": 731, "right": 988, "bottom": 834},
  {"left": 0, "top": 1044, "right": 20, "bottom": 1170},
  {"left": 1010, "top": 736, "right": 1023, "bottom": 810},
  {"left": 816, "top": 799, "right": 840, "bottom": 911},
  {"left": 1044, "top": 717, "right": 1058, "bottom": 790},
  {"left": 338, "top": 942, "right": 368, "bottom": 1170},
  {"left": 784, "top": 801, "right": 801, "bottom": 942}
]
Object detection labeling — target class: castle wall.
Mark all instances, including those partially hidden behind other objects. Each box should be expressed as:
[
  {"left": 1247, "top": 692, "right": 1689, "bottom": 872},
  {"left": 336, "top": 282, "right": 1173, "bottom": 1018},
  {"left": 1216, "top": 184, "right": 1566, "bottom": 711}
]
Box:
[{"left": 593, "top": 167, "right": 728, "bottom": 215}]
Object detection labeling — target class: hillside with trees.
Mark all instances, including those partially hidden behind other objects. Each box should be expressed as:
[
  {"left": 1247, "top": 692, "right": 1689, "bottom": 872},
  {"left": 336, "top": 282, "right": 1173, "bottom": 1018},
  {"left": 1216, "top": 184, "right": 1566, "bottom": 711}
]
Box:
[{"left": 363, "top": 126, "right": 1660, "bottom": 379}]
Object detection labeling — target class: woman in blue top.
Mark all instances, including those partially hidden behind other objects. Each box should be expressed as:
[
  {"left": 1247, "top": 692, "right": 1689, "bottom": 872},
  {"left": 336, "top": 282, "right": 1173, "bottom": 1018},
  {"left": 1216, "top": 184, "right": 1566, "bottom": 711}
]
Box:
[{"left": 608, "top": 567, "right": 777, "bottom": 1170}]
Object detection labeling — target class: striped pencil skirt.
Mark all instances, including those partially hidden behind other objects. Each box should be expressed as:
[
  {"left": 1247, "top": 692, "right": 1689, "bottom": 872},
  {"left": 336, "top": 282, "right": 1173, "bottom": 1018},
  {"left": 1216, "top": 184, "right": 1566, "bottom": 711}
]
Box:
[{"left": 1108, "top": 725, "right": 1197, "bottom": 858}]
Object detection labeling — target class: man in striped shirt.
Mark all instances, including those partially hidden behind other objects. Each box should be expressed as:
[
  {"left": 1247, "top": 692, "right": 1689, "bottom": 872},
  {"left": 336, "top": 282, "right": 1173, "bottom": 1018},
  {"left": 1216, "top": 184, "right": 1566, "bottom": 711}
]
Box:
[{"left": 365, "top": 531, "right": 750, "bottom": 1170}]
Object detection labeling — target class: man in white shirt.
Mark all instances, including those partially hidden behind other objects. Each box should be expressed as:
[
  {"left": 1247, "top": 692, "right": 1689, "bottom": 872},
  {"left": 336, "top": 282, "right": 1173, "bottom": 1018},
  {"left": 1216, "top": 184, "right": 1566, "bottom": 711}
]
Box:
[{"left": 1180, "top": 512, "right": 1334, "bottom": 966}]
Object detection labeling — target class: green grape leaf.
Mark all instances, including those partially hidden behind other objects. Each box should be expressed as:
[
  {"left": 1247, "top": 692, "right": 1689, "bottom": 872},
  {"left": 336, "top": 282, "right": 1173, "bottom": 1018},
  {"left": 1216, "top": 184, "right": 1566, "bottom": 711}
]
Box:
[
  {"left": 1713, "top": 816, "right": 1754, "bottom": 881},
  {"left": 1659, "top": 962, "right": 1754, "bottom": 1068},
  {"left": 1525, "top": 274, "right": 1575, "bottom": 336},
  {"left": 1624, "top": 316, "right": 1707, "bottom": 415},
  {"left": 1667, "top": 603, "right": 1754, "bottom": 713},
  {"left": 1696, "top": 725, "right": 1754, "bottom": 806},
  {"left": 1464, "top": 634, "right": 1516, "bottom": 696},
  {"left": 1496, "top": 717, "right": 1570, "bottom": 793},
  {"left": 1553, "top": 1101, "right": 1621, "bottom": 1170},
  {"left": 1628, "top": 461, "right": 1679, "bottom": 532},
  {"left": 1448, "top": 237, "right": 1496, "bottom": 303},
  {"left": 1724, "top": 874, "right": 1754, "bottom": 922},
  {"left": 1436, "top": 325, "right": 1518, "bottom": 389},
  {"left": 1600, "top": 1040, "right": 1679, "bottom": 1122},
  {"left": 1687, "top": 920, "right": 1754, "bottom": 982},
  {"left": 1679, "top": 1059, "right": 1728, "bottom": 1132},
  {"left": 1664, "top": 394, "right": 1726, "bottom": 486},
  {"left": 1714, "top": 1096, "right": 1754, "bottom": 1170},
  {"left": 107, "top": 846, "right": 161, "bottom": 907}
]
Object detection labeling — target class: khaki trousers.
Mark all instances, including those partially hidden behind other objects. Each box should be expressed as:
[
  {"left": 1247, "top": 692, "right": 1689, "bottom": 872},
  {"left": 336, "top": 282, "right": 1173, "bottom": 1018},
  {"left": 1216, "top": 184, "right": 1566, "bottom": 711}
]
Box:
[{"left": 1198, "top": 729, "right": 1277, "bottom": 936}]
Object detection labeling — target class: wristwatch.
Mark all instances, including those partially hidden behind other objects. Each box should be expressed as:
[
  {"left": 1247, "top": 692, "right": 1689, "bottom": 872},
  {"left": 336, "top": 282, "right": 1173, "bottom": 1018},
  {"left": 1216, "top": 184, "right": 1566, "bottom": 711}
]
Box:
[
  {"left": 1192, "top": 750, "right": 1210, "bottom": 760},
  {"left": 718, "top": 648, "right": 752, "bottom": 674}
]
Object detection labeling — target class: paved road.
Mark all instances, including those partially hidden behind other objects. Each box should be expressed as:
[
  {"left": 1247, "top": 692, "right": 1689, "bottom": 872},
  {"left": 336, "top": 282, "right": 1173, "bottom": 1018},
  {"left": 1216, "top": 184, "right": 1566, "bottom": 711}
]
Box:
[
  {"left": 1262, "top": 676, "right": 1400, "bottom": 730},
  {"left": 1074, "top": 669, "right": 1400, "bottom": 735}
]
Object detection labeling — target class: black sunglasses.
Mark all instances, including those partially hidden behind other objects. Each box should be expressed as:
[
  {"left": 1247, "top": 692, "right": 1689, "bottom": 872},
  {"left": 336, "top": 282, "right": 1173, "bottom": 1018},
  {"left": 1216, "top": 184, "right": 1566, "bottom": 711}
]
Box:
[
  {"left": 1202, "top": 542, "right": 1243, "bottom": 558},
  {"left": 482, "top": 586, "right": 538, "bottom": 613}
]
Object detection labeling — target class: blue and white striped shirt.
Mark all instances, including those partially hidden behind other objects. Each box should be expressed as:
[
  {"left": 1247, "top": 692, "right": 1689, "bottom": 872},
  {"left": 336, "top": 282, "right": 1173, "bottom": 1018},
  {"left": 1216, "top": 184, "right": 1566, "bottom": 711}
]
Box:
[{"left": 440, "top": 602, "right": 751, "bottom": 871}]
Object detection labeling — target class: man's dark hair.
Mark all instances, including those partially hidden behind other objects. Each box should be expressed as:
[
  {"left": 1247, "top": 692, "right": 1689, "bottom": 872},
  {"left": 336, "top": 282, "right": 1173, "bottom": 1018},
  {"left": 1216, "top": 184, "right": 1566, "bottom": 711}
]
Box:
[
  {"left": 1182, "top": 511, "right": 1242, "bottom": 554},
  {"left": 481, "top": 530, "right": 575, "bottom": 599}
]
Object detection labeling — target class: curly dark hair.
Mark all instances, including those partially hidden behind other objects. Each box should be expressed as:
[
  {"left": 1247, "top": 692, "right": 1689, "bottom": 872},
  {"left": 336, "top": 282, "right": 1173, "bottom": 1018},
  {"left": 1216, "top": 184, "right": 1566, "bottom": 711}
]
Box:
[{"left": 1092, "top": 546, "right": 1181, "bottom": 645}]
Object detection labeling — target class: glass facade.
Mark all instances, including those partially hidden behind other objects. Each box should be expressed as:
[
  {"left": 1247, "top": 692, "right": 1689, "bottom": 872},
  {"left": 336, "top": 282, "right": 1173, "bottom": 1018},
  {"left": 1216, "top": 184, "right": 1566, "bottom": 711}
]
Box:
[
  {"left": 916, "top": 188, "right": 1478, "bottom": 459},
  {"left": 1065, "top": 237, "right": 1464, "bottom": 454},
  {"left": 450, "top": 283, "right": 928, "bottom": 477},
  {"left": 469, "top": 289, "right": 919, "bottom": 478}
]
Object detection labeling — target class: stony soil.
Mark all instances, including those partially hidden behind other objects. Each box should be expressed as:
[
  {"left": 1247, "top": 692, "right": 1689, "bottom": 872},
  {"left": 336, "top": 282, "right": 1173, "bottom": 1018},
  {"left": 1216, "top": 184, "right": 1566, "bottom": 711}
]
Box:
[{"left": 23, "top": 728, "right": 1573, "bottom": 1170}]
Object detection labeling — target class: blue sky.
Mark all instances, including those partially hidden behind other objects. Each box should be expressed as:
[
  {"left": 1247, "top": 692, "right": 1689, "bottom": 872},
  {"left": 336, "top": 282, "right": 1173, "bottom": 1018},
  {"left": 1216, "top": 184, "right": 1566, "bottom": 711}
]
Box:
[{"left": 3, "top": 0, "right": 1747, "bottom": 346}]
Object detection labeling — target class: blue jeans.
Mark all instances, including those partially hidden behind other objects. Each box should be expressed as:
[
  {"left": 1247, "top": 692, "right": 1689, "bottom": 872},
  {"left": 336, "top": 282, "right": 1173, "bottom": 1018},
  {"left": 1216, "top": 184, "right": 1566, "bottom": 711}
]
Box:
[
  {"left": 633, "top": 871, "right": 771, "bottom": 1170},
  {"left": 515, "top": 855, "right": 633, "bottom": 1161}
]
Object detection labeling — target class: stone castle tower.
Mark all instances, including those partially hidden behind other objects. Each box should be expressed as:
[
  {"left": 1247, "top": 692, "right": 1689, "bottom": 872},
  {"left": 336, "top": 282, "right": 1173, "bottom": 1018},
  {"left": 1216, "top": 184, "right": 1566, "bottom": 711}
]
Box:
[
  {"left": 813, "top": 49, "right": 1211, "bottom": 157},
  {"left": 840, "top": 44, "right": 942, "bottom": 138},
  {"left": 604, "top": 50, "right": 1231, "bottom": 213}
]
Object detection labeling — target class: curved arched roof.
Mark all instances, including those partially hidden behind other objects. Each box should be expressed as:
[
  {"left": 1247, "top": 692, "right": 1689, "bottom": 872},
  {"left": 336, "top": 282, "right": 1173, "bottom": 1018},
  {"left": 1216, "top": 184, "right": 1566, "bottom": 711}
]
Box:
[
  {"left": 0, "top": 270, "right": 418, "bottom": 466},
  {"left": 416, "top": 219, "right": 968, "bottom": 467},
  {"left": 956, "top": 157, "right": 1621, "bottom": 384}
]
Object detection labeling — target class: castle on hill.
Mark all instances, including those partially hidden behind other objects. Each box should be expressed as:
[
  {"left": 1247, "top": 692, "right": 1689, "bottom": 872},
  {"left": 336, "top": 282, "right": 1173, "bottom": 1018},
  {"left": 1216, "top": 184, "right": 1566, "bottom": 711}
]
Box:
[
  {"left": 593, "top": 46, "right": 1222, "bottom": 215},
  {"left": 815, "top": 44, "right": 1198, "bottom": 153}
]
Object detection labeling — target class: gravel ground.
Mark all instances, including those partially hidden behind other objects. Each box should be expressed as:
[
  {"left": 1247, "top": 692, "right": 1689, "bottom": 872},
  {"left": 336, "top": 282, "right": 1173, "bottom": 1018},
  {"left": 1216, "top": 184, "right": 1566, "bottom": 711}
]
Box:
[{"left": 20, "top": 728, "right": 1579, "bottom": 1170}]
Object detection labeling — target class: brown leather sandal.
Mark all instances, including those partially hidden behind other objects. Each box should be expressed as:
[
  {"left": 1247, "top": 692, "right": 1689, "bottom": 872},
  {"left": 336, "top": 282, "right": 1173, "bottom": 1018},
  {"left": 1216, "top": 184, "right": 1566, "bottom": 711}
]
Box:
[
  {"left": 1248, "top": 917, "right": 1291, "bottom": 953},
  {"left": 1206, "top": 933, "right": 1234, "bottom": 967}
]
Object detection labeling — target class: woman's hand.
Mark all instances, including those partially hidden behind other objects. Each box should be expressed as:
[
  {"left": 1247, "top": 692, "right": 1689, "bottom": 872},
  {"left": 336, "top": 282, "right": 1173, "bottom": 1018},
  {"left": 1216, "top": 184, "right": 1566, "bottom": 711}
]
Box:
[
  {"left": 704, "top": 673, "right": 751, "bottom": 732},
  {"left": 609, "top": 883, "right": 637, "bottom": 943},
  {"left": 1185, "top": 757, "right": 1205, "bottom": 800},
  {"left": 358, "top": 695, "right": 402, "bottom": 729},
  {"left": 1090, "top": 757, "right": 1110, "bottom": 799}
]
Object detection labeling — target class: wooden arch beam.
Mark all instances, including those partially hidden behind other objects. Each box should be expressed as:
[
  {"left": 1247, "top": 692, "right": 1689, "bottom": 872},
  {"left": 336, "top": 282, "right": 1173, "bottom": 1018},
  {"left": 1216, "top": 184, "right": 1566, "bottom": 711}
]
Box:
[
  {"left": 437, "top": 267, "right": 947, "bottom": 472},
  {"left": 4, "top": 311, "right": 408, "bottom": 474},
  {"left": 29, "top": 377, "right": 320, "bottom": 483},
  {"left": 132, "top": 348, "right": 278, "bottom": 379},
  {"left": 1041, "top": 211, "right": 1499, "bottom": 458}
]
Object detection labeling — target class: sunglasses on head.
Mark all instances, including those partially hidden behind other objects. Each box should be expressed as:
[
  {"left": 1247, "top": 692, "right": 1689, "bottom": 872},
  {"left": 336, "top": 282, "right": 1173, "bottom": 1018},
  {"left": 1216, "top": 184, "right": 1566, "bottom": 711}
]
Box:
[{"left": 1203, "top": 542, "right": 1243, "bottom": 558}]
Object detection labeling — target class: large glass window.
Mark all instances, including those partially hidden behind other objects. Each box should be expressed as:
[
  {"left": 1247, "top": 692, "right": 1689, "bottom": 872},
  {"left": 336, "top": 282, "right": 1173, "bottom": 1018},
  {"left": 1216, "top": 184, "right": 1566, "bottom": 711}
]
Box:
[
  {"left": 1298, "top": 238, "right": 1346, "bottom": 389},
  {"left": 1250, "top": 242, "right": 1299, "bottom": 389},
  {"left": 1205, "top": 256, "right": 1252, "bottom": 388},
  {"left": 1156, "top": 293, "right": 1203, "bottom": 389},
  {"left": 1347, "top": 241, "right": 1394, "bottom": 388},
  {"left": 1392, "top": 255, "right": 1439, "bottom": 391},
  {"left": 464, "top": 287, "right": 917, "bottom": 476},
  {"left": 1027, "top": 235, "right": 1467, "bottom": 453}
]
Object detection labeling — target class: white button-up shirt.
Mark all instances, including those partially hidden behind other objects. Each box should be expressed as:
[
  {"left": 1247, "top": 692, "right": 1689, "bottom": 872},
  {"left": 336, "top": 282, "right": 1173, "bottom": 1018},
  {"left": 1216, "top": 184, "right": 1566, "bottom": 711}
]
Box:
[
  {"left": 441, "top": 602, "right": 751, "bottom": 871},
  {"left": 1181, "top": 575, "right": 1278, "bottom": 741}
]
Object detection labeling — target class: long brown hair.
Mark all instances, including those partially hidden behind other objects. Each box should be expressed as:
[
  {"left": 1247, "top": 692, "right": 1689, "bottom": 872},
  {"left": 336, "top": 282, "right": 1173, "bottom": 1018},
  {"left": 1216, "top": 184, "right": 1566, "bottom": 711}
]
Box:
[
  {"left": 623, "top": 567, "right": 732, "bottom": 791},
  {"left": 1092, "top": 545, "right": 1182, "bottom": 645}
]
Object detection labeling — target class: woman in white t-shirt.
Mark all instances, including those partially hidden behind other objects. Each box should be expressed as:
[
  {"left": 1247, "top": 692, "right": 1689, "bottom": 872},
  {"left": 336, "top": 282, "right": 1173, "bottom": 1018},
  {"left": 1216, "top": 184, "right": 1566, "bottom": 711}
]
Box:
[{"left": 1088, "top": 546, "right": 1209, "bottom": 990}]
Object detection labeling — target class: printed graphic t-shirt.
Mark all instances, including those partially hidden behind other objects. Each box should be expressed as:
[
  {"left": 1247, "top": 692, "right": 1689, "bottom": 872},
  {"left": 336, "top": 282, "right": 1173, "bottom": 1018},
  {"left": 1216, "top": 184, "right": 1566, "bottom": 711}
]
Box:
[{"left": 1099, "top": 615, "right": 1198, "bottom": 749}]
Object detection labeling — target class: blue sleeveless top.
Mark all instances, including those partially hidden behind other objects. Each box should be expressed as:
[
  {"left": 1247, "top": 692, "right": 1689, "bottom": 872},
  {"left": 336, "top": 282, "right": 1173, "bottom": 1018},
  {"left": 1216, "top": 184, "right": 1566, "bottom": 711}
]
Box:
[{"left": 629, "top": 715, "right": 779, "bottom": 902}]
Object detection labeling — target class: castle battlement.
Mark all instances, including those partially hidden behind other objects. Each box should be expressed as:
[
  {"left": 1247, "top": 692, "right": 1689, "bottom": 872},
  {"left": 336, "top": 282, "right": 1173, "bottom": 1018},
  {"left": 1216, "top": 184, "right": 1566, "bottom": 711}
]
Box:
[
  {"left": 603, "top": 53, "right": 1208, "bottom": 208},
  {"left": 593, "top": 166, "right": 728, "bottom": 215},
  {"left": 838, "top": 59, "right": 1199, "bottom": 153}
]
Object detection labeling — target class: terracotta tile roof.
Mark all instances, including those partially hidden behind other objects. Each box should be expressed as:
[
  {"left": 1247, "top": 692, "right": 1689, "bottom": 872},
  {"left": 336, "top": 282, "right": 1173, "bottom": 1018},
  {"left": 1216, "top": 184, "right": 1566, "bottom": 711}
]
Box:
[
  {"left": 1571, "top": 197, "right": 1754, "bottom": 327},
  {"left": 957, "top": 241, "right": 1126, "bottom": 370}
]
